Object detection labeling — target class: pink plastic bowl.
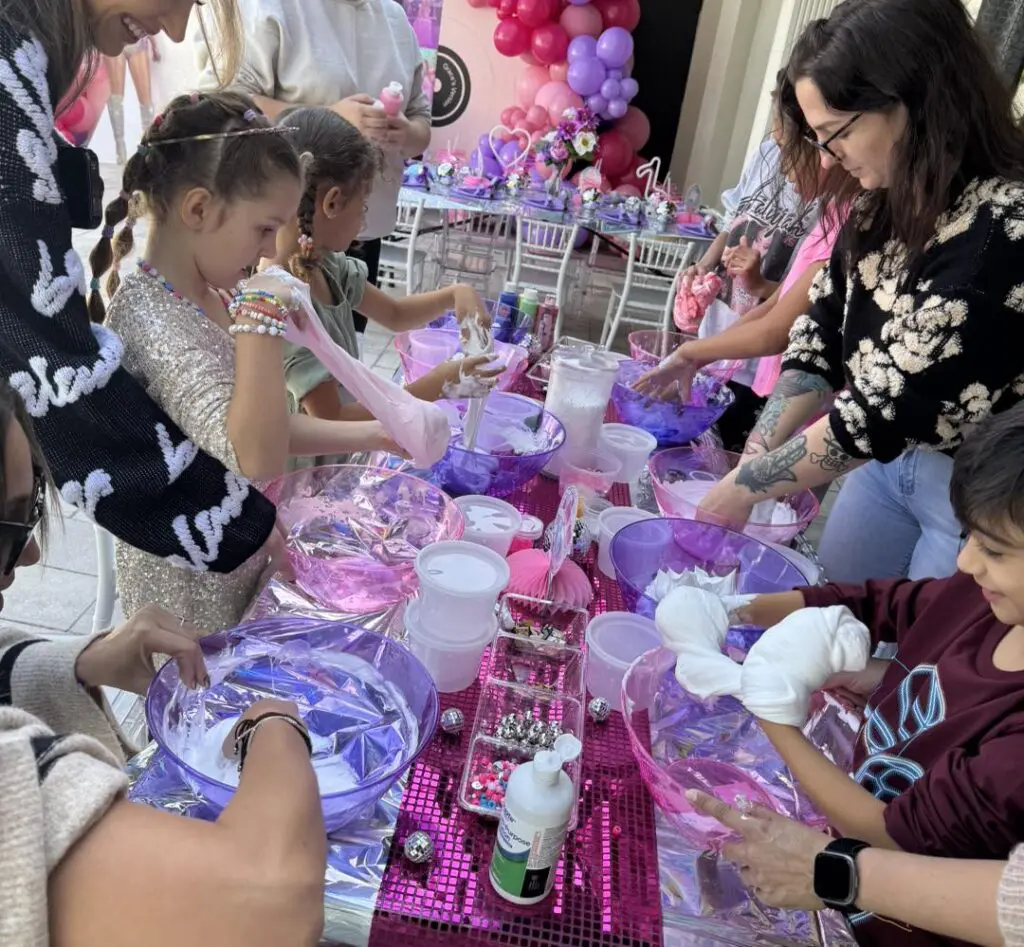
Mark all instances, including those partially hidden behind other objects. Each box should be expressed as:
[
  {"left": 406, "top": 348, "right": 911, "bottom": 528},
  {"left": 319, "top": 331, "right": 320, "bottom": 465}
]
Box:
[
  {"left": 394, "top": 328, "right": 529, "bottom": 391},
  {"left": 628, "top": 329, "right": 743, "bottom": 382},
  {"left": 649, "top": 446, "right": 819, "bottom": 545}
]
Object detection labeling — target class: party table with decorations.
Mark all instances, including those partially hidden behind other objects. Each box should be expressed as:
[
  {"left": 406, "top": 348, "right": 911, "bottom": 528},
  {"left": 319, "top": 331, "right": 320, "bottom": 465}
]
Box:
[{"left": 128, "top": 455, "right": 856, "bottom": 947}]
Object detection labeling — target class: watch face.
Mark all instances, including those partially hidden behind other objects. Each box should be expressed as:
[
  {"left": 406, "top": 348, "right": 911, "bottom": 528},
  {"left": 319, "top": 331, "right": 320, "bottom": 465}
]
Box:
[{"left": 814, "top": 852, "right": 857, "bottom": 907}]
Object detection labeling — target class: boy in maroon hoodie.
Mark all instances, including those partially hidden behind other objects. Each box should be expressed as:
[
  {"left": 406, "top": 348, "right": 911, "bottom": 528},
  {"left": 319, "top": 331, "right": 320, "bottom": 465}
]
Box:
[{"left": 728, "top": 404, "right": 1024, "bottom": 947}]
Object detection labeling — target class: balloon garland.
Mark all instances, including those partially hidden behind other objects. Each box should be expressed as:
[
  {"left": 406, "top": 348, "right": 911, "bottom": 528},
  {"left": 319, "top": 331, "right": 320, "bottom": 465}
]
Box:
[{"left": 481, "top": 0, "right": 649, "bottom": 193}]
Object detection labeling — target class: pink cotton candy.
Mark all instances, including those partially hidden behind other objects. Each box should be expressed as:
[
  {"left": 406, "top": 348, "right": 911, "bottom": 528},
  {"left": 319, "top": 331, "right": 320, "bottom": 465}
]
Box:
[{"left": 263, "top": 267, "right": 451, "bottom": 467}]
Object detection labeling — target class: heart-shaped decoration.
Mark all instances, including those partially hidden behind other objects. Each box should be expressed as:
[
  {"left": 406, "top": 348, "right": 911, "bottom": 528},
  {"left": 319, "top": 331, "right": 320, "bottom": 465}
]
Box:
[{"left": 488, "top": 124, "right": 532, "bottom": 173}]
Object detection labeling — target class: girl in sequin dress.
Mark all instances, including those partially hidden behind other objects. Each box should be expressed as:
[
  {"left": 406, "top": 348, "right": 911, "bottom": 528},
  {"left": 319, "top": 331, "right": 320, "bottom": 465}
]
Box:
[
  {"left": 261, "top": 107, "right": 501, "bottom": 447},
  {"left": 86, "top": 91, "right": 401, "bottom": 632}
]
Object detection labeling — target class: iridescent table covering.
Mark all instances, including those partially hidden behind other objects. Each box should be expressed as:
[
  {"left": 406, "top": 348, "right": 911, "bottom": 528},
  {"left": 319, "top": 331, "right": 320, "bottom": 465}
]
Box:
[{"left": 129, "top": 467, "right": 855, "bottom": 947}]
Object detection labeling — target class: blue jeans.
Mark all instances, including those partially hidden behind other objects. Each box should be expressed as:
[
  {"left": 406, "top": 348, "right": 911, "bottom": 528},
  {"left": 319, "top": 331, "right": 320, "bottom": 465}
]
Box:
[{"left": 817, "top": 449, "right": 962, "bottom": 584}]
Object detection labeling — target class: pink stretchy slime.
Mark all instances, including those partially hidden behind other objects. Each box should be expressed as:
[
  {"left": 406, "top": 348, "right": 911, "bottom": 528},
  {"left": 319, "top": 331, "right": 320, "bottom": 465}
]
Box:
[
  {"left": 260, "top": 266, "right": 450, "bottom": 467},
  {"left": 379, "top": 82, "right": 405, "bottom": 118}
]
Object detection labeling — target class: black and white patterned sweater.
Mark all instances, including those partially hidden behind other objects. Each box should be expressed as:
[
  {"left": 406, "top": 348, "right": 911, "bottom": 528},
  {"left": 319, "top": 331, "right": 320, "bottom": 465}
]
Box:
[
  {"left": 0, "top": 26, "right": 274, "bottom": 572},
  {"left": 782, "top": 176, "right": 1024, "bottom": 462}
]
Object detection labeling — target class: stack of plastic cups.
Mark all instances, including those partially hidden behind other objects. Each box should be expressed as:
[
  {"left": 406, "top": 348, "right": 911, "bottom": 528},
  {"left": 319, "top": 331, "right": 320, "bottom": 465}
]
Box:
[
  {"left": 454, "top": 496, "right": 523, "bottom": 557},
  {"left": 599, "top": 423, "right": 658, "bottom": 497},
  {"left": 408, "top": 541, "right": 510, "bottom": 693},
  {"left": 597, "top": 506, "right": 656, "bottom": 579}
]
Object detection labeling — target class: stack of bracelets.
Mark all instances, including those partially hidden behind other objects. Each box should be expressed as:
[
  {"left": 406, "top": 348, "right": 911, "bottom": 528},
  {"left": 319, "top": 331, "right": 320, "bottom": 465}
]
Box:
[
  {"left": 231, "top": 711, "right": 313, "bottom": 772},
  {"left": 227, "top": 287, "right": 297, "bottom": 338}
]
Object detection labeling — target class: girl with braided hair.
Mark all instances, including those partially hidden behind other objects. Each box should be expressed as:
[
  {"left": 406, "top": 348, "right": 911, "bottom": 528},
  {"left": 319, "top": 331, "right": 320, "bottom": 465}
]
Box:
[
  {"left": 262, "top": 106, "right": 498, "bottom": 465},
  {"left": 88, "top": 91, "right": 402, "bottom": 630}
]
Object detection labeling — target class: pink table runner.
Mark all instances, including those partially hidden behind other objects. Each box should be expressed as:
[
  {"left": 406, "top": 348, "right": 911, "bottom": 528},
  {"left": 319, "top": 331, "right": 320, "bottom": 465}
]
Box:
[{"left": 369, "top": 475, "right": 664, "bottom": 947}]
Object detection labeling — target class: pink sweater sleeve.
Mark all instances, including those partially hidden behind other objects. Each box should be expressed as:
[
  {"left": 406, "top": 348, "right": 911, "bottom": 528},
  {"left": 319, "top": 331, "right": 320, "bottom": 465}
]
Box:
[{"left": 1000, "top": 846, "right": 1024, "bottom": 946}]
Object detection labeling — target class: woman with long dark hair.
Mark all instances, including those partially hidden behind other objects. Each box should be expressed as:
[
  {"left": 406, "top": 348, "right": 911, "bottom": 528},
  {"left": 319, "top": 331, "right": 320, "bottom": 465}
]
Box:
[
  {"left": 0, "top": 1, "right": 283, "bottom": 584},
  {"left": 697, "top": 0, "right": 1024, "bottom": 583}
]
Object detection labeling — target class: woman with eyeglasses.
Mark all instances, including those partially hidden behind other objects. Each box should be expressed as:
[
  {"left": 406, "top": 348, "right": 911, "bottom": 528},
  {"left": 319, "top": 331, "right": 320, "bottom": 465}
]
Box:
[
  {"left": 0, "top": 377, "right": 326, "bottom": 946},
  {"left": 695, "top": 0, "right": 1024, "bottom": 584}
]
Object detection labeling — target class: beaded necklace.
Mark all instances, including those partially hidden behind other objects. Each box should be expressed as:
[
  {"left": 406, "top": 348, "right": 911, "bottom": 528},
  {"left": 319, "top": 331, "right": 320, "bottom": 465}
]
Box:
[{"left": 137, "top": 259, "right": 206, "bottom": 318}]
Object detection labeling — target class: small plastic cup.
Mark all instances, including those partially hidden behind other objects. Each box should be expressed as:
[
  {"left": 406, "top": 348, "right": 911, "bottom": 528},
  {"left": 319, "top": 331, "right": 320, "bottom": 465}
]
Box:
[
  {"left": 599, "top": 424, "right": 658, "bottom": 483},
  {"left": 415, "top": 541, "right": 510, "bottom": 641},
  {"left": 597, "top": 506, "right": 656, "bottom": 579},
  {"left": 585, "top": 611, "right": 662, "bottom": 712},
  {"left": 404, "top": 601, "right": 495, "bottom": 693},
  {"left": 454, "top": 496, "right": 523, "bottom": 558},
  {"left": 558, "top": 448, "right": 622, "bottom": 499},
  {"left": 509, "top": 513, "right": 544, "bottom": 555}
]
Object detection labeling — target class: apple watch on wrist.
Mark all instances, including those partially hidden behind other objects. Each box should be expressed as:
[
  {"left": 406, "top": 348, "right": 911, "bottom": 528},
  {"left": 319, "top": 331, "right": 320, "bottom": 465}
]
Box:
[{"left": 814, "top": 838, "right": 870, "bottom": 913}]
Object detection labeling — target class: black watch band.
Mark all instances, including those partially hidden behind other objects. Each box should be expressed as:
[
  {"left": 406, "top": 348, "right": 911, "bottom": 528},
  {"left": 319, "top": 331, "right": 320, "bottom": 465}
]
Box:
[{"left": 813, "top": 838, "right": 870, "bottom": 913}]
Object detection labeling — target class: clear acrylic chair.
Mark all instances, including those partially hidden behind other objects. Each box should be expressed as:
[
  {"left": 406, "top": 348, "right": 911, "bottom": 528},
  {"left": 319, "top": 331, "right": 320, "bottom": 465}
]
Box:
[
  {"left": 378, "top": 196, "right": 428, "bottom": 295},
  {"left": 510, "top": 219, "right": 581, "bottom": 340}
]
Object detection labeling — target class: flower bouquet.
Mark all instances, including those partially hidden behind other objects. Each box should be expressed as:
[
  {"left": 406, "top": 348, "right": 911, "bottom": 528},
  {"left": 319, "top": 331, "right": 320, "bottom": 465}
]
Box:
[{"left": 534, "top": 107, "right": 600, "bottom": 205}]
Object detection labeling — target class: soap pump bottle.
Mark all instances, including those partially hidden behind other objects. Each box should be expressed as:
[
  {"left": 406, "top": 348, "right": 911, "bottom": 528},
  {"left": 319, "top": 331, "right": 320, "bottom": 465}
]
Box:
[{"left": 489, "top": 733, "right": 582, "bottom": 905}]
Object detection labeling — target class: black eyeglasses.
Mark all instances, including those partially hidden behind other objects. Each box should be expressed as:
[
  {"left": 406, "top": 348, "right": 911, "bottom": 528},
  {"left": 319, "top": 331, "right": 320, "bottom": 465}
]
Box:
[
  {"left": 803, "top": 113, "right": 862, "bottom": 159},
  {"left": 0, "top": 471, "right": 45, "bottom": 576}
]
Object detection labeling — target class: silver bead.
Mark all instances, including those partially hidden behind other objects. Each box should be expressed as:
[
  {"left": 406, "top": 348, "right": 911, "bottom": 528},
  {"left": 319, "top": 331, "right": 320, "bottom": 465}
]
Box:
[
  {"left": 440, "top": 708, "right": 465, "bottom": 735},
  {"left": 403, "top": 831, "right": 434, "bottom": 865},
  {"left": 527, "top": 721, "right": 546, "bottom": 745},
  {"left": 588, "top": 696, "right": 611, "bottom": 724}
]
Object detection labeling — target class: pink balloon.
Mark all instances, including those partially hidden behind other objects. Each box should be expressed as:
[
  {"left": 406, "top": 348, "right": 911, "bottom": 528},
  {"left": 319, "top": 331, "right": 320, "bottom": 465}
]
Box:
[
  {"left": 617, "top": 105, "right": 650, "bottom": 150},
  {"left": 549, "top": 60, "right": 569, "bottom": 82},
  {"left": 560, "top": 2, "right": 604, "bottom": 39},
  {"left": 467, "top": 0, "right": 489, "bottom": 7},
  {"left": 614, "top": 184, "right": 642, "bottom": 198},
  {"left": 531, "top": 130, "right": 545, "bottom": 144},
  {"left": 531, "top": 22, "right": 570, "bottom": 66},
  {"left": 509, "top": 106, "right": 528, "bottom": 126},
  {"left": 598, "top": 128, "right": 634, "bottom": 177},
  {"left": 534, "top": 79, "right": 566, "bottom": 112},
  {"left": 545, "top": 86, "right": 584, "bottom": 124},
  {"left": 516, "top": 64, "right": 552, "bottom": 109},
  {"left": 500, "top": 106, "right": 517, "bottom": 127},
  {"left": 520, "top": 51, "right": 541, "bottom": 65},
  {"left": 526, "top": 104, "right": 550, "bottom": 129}
]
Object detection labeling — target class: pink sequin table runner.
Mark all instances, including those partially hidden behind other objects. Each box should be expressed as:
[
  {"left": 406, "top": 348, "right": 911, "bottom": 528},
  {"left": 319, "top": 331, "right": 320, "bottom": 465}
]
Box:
[{"left": 368, "top": 475, "right": 664, "bottom": 947}]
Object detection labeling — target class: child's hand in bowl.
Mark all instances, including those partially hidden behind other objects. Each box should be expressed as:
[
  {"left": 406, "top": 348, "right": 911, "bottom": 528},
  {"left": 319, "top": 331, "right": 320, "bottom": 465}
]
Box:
[{"left": 452, "top": 284, "right": 490, "bottom": 328}]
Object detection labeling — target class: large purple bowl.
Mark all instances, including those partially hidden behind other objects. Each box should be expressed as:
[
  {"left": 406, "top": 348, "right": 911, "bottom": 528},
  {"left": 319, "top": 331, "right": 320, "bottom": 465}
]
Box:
[
  {"left": 146, "top": 617, "right": 440, "bottom": 832},
  {"left": 610, "top": 359, "right": 734, "bottom": 446},
  {"left": 430, "top": 392, "right": 566, "bottom": 497},
  {"left": 265, "top": 465, "right": 464, "bottom": 613},
  {"left": 610, "top": 517, "right": 806, "bottom": 619}
]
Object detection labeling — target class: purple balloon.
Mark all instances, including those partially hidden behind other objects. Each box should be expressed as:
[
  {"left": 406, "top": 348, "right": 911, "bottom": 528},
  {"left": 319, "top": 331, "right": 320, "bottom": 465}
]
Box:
[
  {"left": 469, "top": 147, "right": 502, "bottom": 178},
  {"left": 620, "top": 77, "right": 640, "bottom": 100},
  {"left": 568, "top": 57, "right": 608, "bottom": 97},
  {"left": 478, "top": 133, "right": 497, "bottom": 158},
  {"left": 607, "top": 68, "right": 623, "bottom": 81},
  {"left": 607, "top": 97, "right": 629, "bottom": 119},
  {"left": 601, "top": 78, "right": 622, "bottom": 101},
  {"left": 499, "top": 140, "right": 524, "bottom": 167},
  {"left": 597, "top": 26, "right": 634, "bottom": 68},
  {"left": 586, "top": 93, "right": 609, "bottom": 115},
  {"left": 567, "top": 34, "right": 599, "bottom": 63},
  {"left": 567, "top": 0, "right": 592, "bottom": 4}
]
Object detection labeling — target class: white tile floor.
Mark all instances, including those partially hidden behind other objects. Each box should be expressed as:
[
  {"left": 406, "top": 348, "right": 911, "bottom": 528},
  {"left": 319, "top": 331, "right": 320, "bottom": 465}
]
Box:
[{"left": 4, "top": 163, "right": 835, "bottom": 635}]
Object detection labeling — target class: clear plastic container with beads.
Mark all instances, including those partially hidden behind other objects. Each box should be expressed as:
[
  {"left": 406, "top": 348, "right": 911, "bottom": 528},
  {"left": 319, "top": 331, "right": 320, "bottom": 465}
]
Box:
[
  {"left": 458, "top": 680, "right": 584, "bottom": 826},
  {"left": 487, "top": 632, "right": 586, "bottom": 695},
  {"left": 496, "top": 592, "right": 590, "bottom": 649}
]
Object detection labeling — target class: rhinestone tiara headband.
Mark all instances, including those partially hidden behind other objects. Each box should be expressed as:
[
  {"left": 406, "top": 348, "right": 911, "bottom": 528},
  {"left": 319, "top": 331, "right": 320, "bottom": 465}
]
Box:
[{"left": 138, "top": 124, "right": 298, "bottom": 155}]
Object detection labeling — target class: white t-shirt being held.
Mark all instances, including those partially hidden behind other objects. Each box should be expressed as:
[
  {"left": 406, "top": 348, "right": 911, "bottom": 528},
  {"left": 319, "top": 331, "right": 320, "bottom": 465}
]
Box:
[{"left": 197, "top": 0, "right": 432, "bottom": 241}]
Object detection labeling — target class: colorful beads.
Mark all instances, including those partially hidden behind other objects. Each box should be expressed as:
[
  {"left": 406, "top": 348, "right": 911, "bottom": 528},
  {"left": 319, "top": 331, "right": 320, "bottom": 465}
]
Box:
[
  {"left": 137, "top": 260, "right": 205, "bottom": 317},
  {"left": 467, "top": 758, "right": 518, "bottom": 811}
]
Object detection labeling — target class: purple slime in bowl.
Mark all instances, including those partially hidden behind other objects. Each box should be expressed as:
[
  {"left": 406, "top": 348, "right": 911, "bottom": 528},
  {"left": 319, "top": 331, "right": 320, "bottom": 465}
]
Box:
[
  {"left": 610, "top": 360, "right": 734, "bottom": 446},
  {"left": 431, "top": 392, "right": 566, "bottom": 497},
  {"left": 610, "top": 517, "right": 806, "bottom": 619}
]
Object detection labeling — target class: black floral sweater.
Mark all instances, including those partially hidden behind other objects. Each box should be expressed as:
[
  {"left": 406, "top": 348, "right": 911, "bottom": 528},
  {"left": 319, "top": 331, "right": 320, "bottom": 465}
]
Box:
[
  {"left": 0, "top": 26, "right": 274, "bottom": 572},
  {"left": 782, "top": 176, "right": 1024, "bottom": 462}
]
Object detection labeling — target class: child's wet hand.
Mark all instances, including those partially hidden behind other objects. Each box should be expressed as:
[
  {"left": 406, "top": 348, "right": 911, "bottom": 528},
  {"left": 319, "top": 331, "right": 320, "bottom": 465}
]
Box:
[{"left": 453, "top": 284, "right": 490, "bottom": 327}]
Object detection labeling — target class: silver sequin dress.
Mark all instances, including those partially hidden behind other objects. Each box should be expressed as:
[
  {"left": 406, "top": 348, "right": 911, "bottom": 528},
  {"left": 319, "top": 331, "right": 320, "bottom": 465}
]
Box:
[{"left": 105, "top": 271, "right": 266, "bottom": 632}]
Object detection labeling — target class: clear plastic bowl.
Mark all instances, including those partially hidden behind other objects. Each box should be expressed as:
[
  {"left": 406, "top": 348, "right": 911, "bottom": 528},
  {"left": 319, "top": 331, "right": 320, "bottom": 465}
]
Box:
[
  {"left": 610, "top": 360, "right": 735, "bottom": 447},
  {"left": 394, "top": 328, "right": 529, "bottom": 391},
  {"left": 431, "top": 393, "right": 566, "bottom": 497},
  {"left": 627, "top": 329, "right": 742, "bottom": 383},
  {"left": 609, "top": 517, "right": 807, "bottom": 619},
  {"left": 649, "top": 446, "right": 820, "bottom": 545},
  {"left": 146, "top": 617, "right": 439, "bottom": 831},
  {"left": 454, "top": 495, "right": 523, "bottom": 557},
  {"left": 597, "top": 506, "right": 655, "bottom": 579},
  {"left": 265, "top": 465, "right": 464, "bottom": 613},
  {"left": 585, "top": 611, "right": 662, "bottom": 711},
  {"left": 558, "top": 447, "right": 622, "bottom": 498}
]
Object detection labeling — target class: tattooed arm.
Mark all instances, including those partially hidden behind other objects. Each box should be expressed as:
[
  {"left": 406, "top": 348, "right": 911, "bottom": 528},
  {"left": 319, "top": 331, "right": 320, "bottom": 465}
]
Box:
[
  {"left": 699, "top": 414, "right": 865, "bottom": 525},
  {"left": 741, "top": 368, "right": 834, "bottom": 457}
]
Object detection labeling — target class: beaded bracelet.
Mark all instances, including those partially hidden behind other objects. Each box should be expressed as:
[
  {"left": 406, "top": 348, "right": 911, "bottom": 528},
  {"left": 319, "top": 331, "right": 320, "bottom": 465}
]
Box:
[
  {"left": 230, "top": 322, "right": 286, "bottom": 338},
  {"left": 232, "top": 301, "right": 288, "bottom": 325},
  {"left": 233, "top": 712, "right": 312, "bottom": 772},
  {"left": 231, "top": 305, "right": 287, "bottom": 332},
  {"left": 232, "top": 289, "right": 294, "bottom": 315}
]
